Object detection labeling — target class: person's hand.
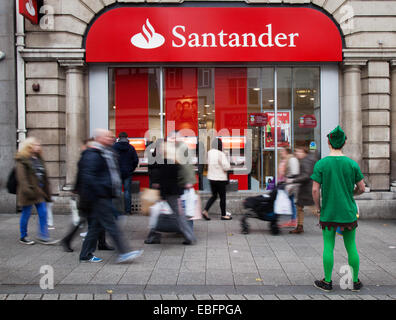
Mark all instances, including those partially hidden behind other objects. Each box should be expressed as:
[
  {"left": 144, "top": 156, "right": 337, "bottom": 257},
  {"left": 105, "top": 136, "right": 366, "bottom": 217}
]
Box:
[
  {"left": 286, "top": 178, "right": 293, "bottom": 184},
  {"left": 152, "top": 183, "right": 160, "bottom": 189},
  {"left": 313, "top": 208, "right": 321, "bottom": 217},
  {"left": 185, "top": 184, "right": 193, "bottom": 189}
]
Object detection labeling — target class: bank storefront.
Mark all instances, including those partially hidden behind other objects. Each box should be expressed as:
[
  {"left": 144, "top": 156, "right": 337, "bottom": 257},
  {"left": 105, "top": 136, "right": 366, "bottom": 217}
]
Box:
[
  {"left": 86, "top": 6, "right": 341, "bottom": 192},
  {"left": 11, "top": 0, "right": 396, "bottom": 217}
]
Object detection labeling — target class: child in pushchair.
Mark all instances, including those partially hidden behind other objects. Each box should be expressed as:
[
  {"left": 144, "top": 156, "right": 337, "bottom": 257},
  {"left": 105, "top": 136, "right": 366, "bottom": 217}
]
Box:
[{"left": 241, "top": 187, "right": 280, "bottom": 235}]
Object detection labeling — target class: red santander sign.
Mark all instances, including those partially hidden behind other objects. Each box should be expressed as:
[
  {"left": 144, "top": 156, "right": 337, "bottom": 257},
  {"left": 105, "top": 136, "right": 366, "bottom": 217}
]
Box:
[
  {"left": 19, "top": 0, "right": 39, "bottom": 25},
  {"left": 86, "top": 7, "right": 342, "bottom": 63}
]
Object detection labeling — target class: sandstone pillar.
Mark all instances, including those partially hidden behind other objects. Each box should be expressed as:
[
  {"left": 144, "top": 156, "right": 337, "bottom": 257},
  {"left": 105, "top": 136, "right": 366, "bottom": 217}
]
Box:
[
  {"left": 59, "top": 60, "right": 86, "bottom": 190},
  {"left": 342, "top": 62, "right": 365, "bottom": 167}
]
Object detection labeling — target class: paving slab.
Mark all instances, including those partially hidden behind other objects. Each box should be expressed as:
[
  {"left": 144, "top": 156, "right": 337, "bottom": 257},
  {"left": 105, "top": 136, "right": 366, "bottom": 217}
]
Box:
[{"left": 0, "top": 214, "right": 394, "bottom": 299}]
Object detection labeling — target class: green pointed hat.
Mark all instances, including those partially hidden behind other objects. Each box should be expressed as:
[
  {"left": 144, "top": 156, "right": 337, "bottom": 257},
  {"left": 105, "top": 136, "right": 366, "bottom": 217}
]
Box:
[{"left": 327, "top": 125, "right": 346, "bottom": 149}]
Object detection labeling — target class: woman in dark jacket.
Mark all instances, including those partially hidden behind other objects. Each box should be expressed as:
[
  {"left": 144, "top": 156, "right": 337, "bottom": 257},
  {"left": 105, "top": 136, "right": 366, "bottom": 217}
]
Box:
[
  {"left": 15, "top": 137, "right": 56, "bottom": 245},
  {"left": 145, "top": 140, "right": 196, "bottom": 245}
]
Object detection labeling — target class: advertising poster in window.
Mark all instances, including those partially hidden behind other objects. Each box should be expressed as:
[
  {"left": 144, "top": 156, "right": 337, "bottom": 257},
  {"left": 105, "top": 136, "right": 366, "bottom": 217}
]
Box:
[{"left": 263, "top": 111, "right": 291, "bottom": 150}]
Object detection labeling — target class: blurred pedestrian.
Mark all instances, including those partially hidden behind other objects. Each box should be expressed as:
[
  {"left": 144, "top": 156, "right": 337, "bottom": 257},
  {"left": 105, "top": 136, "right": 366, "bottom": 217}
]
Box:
[
  {"left": 176, "top": 137, "right": 199, "bottom": 228},
  {"left": 202, "top": 138, "right": 231, "bottom": 221},
  {"left": 278, "top": 148, "right": 299, "bottom": 228},
  {"left": 287, "top": 144, "right": 318, "bottom": 234},
  {"left": 78, "top": 129, "right": 143, "bottom": 263},
  {"left": 61, "top": 138, "right": 95, "bottom": 252},
  {"left": 113, "top": 132, "right": 139, "bottom": 215},
  {"left": 312, "top": 126, "right": 365, "bottom": 292},
  {"left": 154, "top": 140, "right": 196, "bottom": 244},
  {"left": 15, "top": 137, "right": 57, "bottom": 245}
]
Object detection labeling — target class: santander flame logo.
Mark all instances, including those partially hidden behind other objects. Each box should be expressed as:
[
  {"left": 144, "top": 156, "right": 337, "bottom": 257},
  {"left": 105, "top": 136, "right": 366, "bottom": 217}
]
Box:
[
  {"left": 26, "top": 0, "right": 36, "bottom": 16},
  {"left": 131, "top": 19, "right": 165, "bottom": 49}
]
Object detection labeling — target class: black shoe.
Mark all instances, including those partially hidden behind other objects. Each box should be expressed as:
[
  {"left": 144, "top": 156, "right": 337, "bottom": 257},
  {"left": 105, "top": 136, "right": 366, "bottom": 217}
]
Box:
[
  {"left": 314, "top": 279, "right": 333, "bottom": 292},
  {"left": 202, "top": 211, "right": 211, "bottom": 221},
  {"left": 19, "top": 237, "right": 35, "bottom": 245},
  {"left": 61, "top": 240, "right": 73, "bottom": 252},
  {"left": 98, "top": 244, "right": 115, "bottom": 251},
  {"left": 182, "top": 239, "right": 196, "bottom": 245},
  {"left": 351, "top": 279, "right": 363, "bottom": 292},
  {"left": 144, "top": 238, "right": 161, "bottom": 244}
]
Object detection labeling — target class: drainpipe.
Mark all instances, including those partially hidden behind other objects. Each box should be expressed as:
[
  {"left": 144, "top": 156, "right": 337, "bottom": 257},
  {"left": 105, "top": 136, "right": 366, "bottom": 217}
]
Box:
[{"left": 15, "top": 0, "right": 27, "bottom": 147}]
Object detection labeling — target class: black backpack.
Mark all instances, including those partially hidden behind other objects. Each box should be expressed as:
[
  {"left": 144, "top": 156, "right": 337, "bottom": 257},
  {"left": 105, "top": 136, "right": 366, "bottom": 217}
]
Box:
[{"left": 6, "top": 168, "right": 17, "bottom": 194}]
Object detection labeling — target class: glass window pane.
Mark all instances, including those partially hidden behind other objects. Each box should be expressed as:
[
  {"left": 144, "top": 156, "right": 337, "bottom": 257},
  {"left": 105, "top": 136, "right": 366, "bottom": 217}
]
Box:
[{"left": 293, "top": 67, "right": 321, "bottom": 154}]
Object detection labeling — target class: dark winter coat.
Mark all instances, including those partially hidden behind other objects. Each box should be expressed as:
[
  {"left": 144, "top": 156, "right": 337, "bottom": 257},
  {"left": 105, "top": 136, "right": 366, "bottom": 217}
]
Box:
[
  {"left": 292, "top": 152, "right": 318, "bottom": 207},
  {"left": 78, "top": 147, "right": 121, "bottom": 208},
  {"left": 112, "top": 140, "right": 139, "bottom": 180},
  {"left": 74, "top": 149, "right": 91, "bottom": 213},
  {"left": 15, "top": 153, "right": 51, "bottom": 207},
  {"left": 159, "top": 160, "right": 183, "bottom": 199}
]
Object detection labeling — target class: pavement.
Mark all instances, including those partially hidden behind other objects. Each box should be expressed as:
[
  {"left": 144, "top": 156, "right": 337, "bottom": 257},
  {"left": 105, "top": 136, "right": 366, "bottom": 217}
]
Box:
[{"left": 0, "top": 212, "right": 395, "bottom": 301}]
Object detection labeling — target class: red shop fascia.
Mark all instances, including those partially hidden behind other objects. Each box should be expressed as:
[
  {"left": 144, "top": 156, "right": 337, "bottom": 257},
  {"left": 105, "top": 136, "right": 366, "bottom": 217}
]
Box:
[{"left": 85, "top": 6, "right": 343, "bottom": 190}]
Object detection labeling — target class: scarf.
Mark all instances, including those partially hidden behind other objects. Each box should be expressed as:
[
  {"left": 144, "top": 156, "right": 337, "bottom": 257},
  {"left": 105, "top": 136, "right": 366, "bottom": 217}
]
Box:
[{"left": 92, "top": 142, "right": 122, "bottom": 198}]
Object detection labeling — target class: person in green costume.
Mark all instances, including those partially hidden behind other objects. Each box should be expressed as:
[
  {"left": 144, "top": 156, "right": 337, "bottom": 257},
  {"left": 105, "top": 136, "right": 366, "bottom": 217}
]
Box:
[{"left": 311, "top": 126, "right": 366, "bottom": 292}]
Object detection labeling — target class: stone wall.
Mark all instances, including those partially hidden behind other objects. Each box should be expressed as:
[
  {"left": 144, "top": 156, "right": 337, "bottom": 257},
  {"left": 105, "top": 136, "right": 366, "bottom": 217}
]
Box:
[
  {"left": 0, "top": 1, "right": 17, "bottom": 212},
  {"left": 25, "top": 62, "right": 66, "bottom": 194}
]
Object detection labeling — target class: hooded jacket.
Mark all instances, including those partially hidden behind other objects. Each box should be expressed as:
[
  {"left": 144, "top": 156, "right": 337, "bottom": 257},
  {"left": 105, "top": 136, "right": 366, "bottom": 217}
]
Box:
[
  {"left": 15, "top": 153, "right": 51, "bottom": 207},
  {"left": 112, "top": 139, "right": 139, "bottom": 180}
]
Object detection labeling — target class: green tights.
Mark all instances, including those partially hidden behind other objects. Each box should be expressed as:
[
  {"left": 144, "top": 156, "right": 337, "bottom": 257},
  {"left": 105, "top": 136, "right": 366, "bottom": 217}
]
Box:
[{"left": 322, "top": 228, "right": 359, "bottom": 283}]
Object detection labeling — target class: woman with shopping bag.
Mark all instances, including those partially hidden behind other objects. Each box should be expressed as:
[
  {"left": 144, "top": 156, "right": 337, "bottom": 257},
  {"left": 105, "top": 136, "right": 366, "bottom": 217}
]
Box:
[{"left": 144, "top": 139, "right": 197, "bottom": 245}]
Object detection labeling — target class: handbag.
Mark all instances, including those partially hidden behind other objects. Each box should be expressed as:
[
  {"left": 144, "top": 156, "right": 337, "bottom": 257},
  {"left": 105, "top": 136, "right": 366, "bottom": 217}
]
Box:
[{"left": 141, "top": 188, "right": 160, "bottom": 216}]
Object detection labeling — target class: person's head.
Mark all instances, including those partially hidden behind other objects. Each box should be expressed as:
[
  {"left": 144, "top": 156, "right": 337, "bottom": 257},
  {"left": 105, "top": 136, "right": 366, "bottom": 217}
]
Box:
[
  {"left": 18, "top": 137, "right": 41, "bottom": 158},
  {"left": 295, "top": 144, "right": 309, "bottom": 160},
  {"left": 279, "top": 147, "right": 292, "bottom": 159},
  {"left": 94, "top": 129, "right": 115, "bottom": 147},
  {"left": 327, "top": 126, "right": 347, "bottom": 150},
  {"left": 211, "top": 138, "right": 223, "bottom": 152}
]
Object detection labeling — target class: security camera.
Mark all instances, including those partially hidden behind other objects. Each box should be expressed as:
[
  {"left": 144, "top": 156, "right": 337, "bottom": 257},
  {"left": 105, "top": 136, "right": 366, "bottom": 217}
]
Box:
[{"left": 0, "top": 51, "right": 5, "bottom": 61}]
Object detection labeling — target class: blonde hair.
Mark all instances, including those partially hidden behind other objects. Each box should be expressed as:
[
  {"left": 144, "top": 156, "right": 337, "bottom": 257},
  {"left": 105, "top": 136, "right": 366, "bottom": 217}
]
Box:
[{"left": 18, "top": 137, "right": 41, "bottom": 158}]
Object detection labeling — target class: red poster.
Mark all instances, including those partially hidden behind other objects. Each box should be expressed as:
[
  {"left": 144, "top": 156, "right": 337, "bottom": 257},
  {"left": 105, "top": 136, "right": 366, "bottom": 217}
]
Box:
[
  {"left": 249, "top": 113, "right": 268, "bottom": 127},
  {"left": 19, "top": 0, "right": 39, "bottom": 25},
  {"left": 165, "top": 68, "right": 198, "bottom": 136},
  {"left": 299, "top": 114, "right": 317, "bottom": 128},
  {"left": 264, "top": 111, "right": 291, "bottom": 150},
  {"left": 115, "top": 68, "right": 149, "bottom": 138}
]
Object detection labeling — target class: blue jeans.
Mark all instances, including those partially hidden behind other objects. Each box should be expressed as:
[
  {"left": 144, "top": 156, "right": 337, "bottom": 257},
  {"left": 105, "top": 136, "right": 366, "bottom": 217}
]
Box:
[
  {"left": 289, "top": 195, "right": 297, "bottom": 220},
  {"left": 122, "top": 175, "right": 132, "bottom": 214},
  {"left": 20, "top": 202, "right": 49, "bottom": 240}
]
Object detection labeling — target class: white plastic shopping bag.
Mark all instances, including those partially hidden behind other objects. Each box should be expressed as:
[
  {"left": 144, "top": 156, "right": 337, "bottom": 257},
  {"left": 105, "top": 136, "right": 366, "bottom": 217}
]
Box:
[
  {"left": 274, "top": 189, "right": 293, "bottom": 215},
  {"left": 46, "top": 200, "right": 54, "bottom": 227},
  {"left": 181, "top": 188, "right": 197, "bottom": 218},
  {"left": 149, "top": 201, "right": 173, "bottom": 229},
  {"left": 70, "top": 198, "right": 80, "bottom": 226}
]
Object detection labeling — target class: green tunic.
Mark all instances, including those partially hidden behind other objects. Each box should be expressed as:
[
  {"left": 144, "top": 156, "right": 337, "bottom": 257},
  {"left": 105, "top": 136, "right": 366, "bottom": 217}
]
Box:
[{"left": 311, "top": 156, "right": 364, "bottom": 225}]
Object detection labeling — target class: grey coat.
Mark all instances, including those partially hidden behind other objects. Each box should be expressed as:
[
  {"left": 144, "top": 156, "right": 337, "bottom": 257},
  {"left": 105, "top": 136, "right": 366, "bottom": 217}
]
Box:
[{"left": 292, "top": 152, "right": 318, "bottom": 207}]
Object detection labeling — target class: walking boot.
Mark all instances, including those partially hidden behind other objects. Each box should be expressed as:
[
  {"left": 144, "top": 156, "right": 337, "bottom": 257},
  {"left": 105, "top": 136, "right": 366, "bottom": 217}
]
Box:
[{"left": 289, "top": 225, "right": 304, "bottom": 234}]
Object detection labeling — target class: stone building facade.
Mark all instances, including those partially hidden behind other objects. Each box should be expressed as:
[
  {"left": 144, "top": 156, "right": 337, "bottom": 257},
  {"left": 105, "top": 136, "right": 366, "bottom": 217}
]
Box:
[
  {"left": 0, "top": 1, "right": 17, "bottom": 212},
  {"left": 2, "top": 0, "right": 396, "bottom": 215}
]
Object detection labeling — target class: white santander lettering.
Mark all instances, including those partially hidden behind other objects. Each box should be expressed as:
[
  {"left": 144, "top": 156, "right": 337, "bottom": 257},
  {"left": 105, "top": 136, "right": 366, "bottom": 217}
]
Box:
[
  {"left": 258, "top": 24, "right": 273, "bottom": 48},
  {"left": 172, "top": 25, "right": 186, "bottom": 47},
  {"left": 288, "top": 33, "right": 299, "bottom": 47},
  {"left": 170, "top": 24, "right": 299, "bottom": 49},
  {"left": 274, "top": 33, "right": 288, "bottom": 47}
]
